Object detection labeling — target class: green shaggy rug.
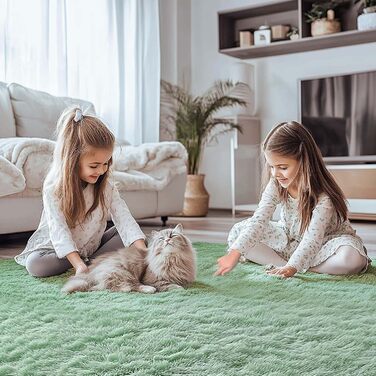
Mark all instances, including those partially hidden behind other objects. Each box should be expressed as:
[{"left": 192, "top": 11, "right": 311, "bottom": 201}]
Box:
[{"left": 1, "top": 243, "right": 376, "bottom": 376}]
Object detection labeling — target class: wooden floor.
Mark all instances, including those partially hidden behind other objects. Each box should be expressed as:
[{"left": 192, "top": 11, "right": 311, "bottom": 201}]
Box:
[{"left": 1, "top": 209, "right": 376, "bottom": 259}]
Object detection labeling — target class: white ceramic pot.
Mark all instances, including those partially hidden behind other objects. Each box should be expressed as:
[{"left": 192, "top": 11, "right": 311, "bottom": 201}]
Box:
[{"left": 358, "top": 9, "right": 376, "bottom": 31}]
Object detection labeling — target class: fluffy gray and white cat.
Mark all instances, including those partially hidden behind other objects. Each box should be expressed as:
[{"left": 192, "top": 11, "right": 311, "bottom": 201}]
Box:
[{"left": 62, "top": 224, "right": 196, "bottom": 294}]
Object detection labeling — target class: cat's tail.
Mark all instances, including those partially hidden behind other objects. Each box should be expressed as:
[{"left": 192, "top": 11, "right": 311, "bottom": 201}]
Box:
[{"left": 61, "top": 274, "right": 91, "bottom": 294}]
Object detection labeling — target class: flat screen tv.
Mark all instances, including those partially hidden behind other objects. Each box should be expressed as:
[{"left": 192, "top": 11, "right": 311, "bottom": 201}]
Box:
[{"left": 299, "top": 70, "right": 376, "bottom": 164}]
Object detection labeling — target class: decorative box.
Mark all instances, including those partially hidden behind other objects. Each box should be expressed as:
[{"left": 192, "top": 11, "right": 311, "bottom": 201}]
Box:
[
  {"left": 254, "top": 25, "right": 271, "bottom": 46},
  {"left": 271, "top": 24, "right": 290, "bottom": 41},
  {"left": 239, "top": 30, "right": 254, "bottom": 47}
]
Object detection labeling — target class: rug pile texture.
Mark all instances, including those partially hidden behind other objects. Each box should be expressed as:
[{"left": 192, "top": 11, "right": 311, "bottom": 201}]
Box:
[{"left": 1, "top": 243, "right": 375, "bottom": 376}]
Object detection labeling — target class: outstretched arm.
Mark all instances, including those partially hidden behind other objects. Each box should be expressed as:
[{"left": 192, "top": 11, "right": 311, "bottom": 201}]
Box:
[
  {"left": 215, "top": 179, "right": 280, "bottom": 276},
  {"left": 228, "top": 180, "right": 280, "bottom": 256}
]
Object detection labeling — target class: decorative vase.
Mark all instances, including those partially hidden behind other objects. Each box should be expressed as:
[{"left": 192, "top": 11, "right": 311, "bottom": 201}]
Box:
[
  {"left": 358, "top": 7, "right": 376, "bottom": 30},
  {"left": 311, "top": 9, "right": 341, "bottom": 37},
  {"left": 182, "top": 174, "right": 209, "bottom": 217}
]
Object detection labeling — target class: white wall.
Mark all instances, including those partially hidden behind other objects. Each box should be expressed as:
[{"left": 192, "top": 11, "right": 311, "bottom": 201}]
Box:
[
  {"left": 159, "top": 0, "right": 191, "bottom": 88},
  {"left": 159, "top": 0, "right": 178, "bottom": 84}
]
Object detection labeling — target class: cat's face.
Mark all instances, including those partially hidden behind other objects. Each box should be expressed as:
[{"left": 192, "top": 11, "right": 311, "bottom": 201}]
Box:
[
  {"left": 149, "top": 224, "right": 192, "bottom": 258},
  {"left": 147, "top": 223, "right": 196, "bottom": 283}
]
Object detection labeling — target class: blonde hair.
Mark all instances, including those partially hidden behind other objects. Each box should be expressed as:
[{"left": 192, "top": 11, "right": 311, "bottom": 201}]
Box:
[
  {"left": 48, "top": 106, "right": 115, "bottom": 228},
  {"left": 262, "top": 121, "right": 348, "bottom": 235}
]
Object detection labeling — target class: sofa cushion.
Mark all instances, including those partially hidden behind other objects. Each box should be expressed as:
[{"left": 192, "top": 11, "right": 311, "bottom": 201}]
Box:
[
  {"left": 0, "top": 82, "right": 16, "bottom": 138},
  {"left": 8, "top": 83, "right": 96, "bottom": 140}
]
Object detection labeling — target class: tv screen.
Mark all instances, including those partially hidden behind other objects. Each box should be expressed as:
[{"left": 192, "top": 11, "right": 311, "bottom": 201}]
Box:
[{"left": 300, "top": 71, "right": 376, "bottom": 163}]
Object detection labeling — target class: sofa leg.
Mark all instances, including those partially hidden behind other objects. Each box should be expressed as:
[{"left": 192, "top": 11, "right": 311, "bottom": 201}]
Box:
[{"left": 161, "top": 216, "right": 168, "bottom": 227}]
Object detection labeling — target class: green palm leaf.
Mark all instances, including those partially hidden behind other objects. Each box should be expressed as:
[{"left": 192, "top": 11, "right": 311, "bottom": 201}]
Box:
[{"left": 161, "top": 79, "right": 248, "bottom": 175}]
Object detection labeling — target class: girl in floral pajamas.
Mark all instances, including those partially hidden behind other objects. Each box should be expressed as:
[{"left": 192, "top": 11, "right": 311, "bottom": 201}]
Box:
[{"left": 216, "top": 121, "right": 370, "bottom": 278}]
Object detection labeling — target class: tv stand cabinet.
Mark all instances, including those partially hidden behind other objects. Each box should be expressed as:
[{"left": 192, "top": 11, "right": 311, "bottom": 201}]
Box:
[{"left": 327, "top": 164, "right": 376, "bottom": 220}]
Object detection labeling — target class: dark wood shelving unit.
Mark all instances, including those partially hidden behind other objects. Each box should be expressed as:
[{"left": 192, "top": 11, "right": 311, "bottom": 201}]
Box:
[
  {"left": 218, "top": 0, "right": 376, "bottom": 59},
  {"left": 220, "top": 28, "right": 376, "bottom": 59}
]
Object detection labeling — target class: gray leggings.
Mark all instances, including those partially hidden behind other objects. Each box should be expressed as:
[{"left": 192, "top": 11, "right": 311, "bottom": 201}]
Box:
[{"left": 25, "top": 226, "right": 124, "bottom": 278}]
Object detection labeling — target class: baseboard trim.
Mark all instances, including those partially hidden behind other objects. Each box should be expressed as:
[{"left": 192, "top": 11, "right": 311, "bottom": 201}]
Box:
[{"left": 348, "top": 213, "right": 376, "bottom": 221}]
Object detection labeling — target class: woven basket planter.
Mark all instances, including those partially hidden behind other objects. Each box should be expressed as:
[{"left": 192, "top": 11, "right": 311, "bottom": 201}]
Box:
[{"left": 182, "top": 174, "right": 209, "bottom": 217}]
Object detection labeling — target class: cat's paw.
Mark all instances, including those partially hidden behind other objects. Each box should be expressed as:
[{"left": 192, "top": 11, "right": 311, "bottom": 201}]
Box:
[
  {"left": 139, "top": 285, "right": 157, "bottom": 294},
  {"left": 118, "top": 285, "right": 133, "bottom": 293},
  {"left": 166, "top": 284, "right": 184, "bottom": 291}
]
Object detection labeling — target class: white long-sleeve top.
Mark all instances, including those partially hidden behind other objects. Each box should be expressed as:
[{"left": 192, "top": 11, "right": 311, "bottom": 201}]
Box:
[
  {"left": 229, "top": 179, "right": 367, "bottom": 272},
  {"left": 15, "top": 180, "right": 145, "bottom": 266}
]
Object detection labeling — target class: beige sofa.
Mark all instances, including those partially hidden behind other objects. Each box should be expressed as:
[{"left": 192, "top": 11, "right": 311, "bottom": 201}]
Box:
[{"left": 0, "top": 82, "right": 187, "bottom": 234}]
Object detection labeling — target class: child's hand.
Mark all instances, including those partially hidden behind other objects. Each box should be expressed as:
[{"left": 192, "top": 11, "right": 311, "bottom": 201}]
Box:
[
  {"left": 266, "top": 265, "right": 297, "bottom": 278},
  {"left": 133, "top": 239, "right": 147, "bottom": 250},
  {"left": 66, "top": 251, "right": 89, "bottom": 275},
  {"left": 215, "top": 250, "right": 241, "bottom": 276},
  {"left": 75, "top": 263, "right": 89, "bottom": 275}
]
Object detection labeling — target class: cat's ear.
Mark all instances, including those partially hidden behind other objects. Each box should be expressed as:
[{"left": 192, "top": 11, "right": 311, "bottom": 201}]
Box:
[{"left": 173, "top": 224, "right": 183, "bottom": 234}]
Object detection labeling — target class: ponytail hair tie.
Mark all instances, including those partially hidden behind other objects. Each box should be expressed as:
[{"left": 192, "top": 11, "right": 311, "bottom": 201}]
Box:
[{"left": 73, "top": 109, "right": 83, "bottom": 123}]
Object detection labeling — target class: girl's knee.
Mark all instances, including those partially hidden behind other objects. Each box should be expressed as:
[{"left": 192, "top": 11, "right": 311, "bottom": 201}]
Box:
[
  {"left": 25, "top": 251, "right": 70, "bottom": 278},
  {"left": 25, "top": 252, "right": 48, "bottom": 277},
  {"left": 337, "top": 246, "right": 367, "bottom": 274},
  {"left": 337, "top": 246, "right": 362, "bottom": 263}
]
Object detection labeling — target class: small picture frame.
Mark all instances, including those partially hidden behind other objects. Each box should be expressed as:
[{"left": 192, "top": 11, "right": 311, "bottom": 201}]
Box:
[{"left": 254, "top": 28, "right": 271, "bottom": 46}]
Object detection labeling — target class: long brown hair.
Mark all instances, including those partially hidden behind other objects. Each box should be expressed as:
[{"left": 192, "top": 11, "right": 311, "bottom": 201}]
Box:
[
  {"left": 262, "top": 121, "right": 348, "bottom": 235},
  {"left": 52, "top": 107, "right": 115, "bottom": 228}
]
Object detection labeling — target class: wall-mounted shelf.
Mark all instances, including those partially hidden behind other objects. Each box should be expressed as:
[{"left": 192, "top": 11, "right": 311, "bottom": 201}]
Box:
[
  {"left": 220, "top": 28, "right": 376, "bottom": 59},
  {"left": 218, "top": 0, "right": 376, "bottom": 59}
]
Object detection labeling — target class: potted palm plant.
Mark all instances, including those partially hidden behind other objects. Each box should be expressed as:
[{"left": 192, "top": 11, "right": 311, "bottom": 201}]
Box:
[
  {"left": 356, "top": 0, "right": 376, "bottom": 30},
  {"left": 161, "top": 80, "right": 246, "bottom": 216}
]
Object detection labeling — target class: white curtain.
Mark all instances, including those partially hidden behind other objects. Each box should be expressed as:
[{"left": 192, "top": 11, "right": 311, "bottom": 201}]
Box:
[{"left": 0, "top": 0, "right": 160, "bottom": 145}]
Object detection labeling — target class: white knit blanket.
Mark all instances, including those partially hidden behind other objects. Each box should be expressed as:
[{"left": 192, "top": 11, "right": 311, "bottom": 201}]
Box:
[
  {"left": 0, "top": 138, "right": 187, "bottom": 198},
  {"left": 0, "top": 138, "right": 54, "bottom": 197},
  {"left": 0, "top": 155, "right": 25, "bottom": 197},
  {"left": 113, "top": 142, "right": 187, "bottom": 191}
]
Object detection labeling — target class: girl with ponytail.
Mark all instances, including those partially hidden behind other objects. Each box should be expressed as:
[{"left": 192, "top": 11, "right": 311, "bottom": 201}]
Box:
[{"left": 16, "top": 107, "right": 146, "bottom": 277}]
